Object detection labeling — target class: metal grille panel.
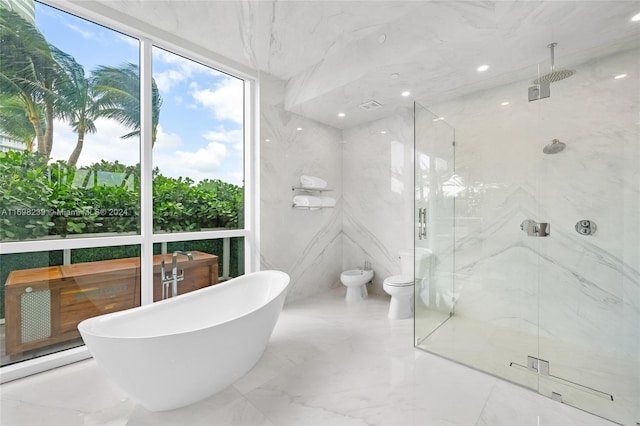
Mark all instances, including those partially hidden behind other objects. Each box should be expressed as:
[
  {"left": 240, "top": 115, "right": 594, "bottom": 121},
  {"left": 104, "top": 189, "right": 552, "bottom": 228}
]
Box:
[{"left": 21, "top": 290, "right": 51, "bottom": 343}]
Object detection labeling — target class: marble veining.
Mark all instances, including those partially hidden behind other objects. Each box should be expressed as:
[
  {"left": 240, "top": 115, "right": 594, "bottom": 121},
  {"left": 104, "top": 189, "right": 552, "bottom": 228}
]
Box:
[
  {"left": 418, "top": 46, "right": 640, "bottom": 425},
  {"left": 0, "top": 289, "right": 618, "bottom": 425},
  {"left": 260, "top": 74, "right": 343, "bottom": 302},
  {"left": 9, "top": 2, "right": 639, "bottom": 424},
  {"left": 341, "top": 108, "right": 415, "bottom": 295},
  {"left": 71, "top": 1, "right": 640, "bottom": 129}
]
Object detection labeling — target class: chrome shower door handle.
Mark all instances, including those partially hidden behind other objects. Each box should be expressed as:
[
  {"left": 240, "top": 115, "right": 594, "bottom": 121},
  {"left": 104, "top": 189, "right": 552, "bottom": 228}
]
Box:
[
  {"left": 418, "top": 208, "right": 427, "bottom": 240},
  {"left": 422, "top": 209, "right": 427, "bottom": 239}
]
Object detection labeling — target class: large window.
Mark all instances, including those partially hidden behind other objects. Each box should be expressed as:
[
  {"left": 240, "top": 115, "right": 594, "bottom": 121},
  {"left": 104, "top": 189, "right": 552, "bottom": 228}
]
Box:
[
  {"left": 151, "top": 46, "right": 244, "bottom": 232},
  {"left": 0, "top": 1, "right": 253, "bottom": 372},
  {"left": 1, "top": 2, "right": 141, "bottom": 239}
]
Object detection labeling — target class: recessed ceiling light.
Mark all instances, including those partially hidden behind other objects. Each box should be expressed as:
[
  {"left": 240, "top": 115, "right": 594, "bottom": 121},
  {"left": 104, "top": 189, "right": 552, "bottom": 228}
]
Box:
[
  {"left": 501, "top": 101, "right": 510, "bottom": 106},
  {"left": 614, "top": 73, "right": 628, "bottom": 79},
  {"left": 477, "top": 64, "right": 490, "bottom": 72},
  {"left": 390, "top": 73, "right": 400, "bottom": 79},
  {"left": 631, "top": 12, "right": 640, "bottom": 22},
  {"left": 265, "top": 138, "right": 271, "bottom": 142},
  {"left": 296, "top": 127, "right": 302, "bottom": 131},
  {"left": 380, "top": 130, "right": 387, "bottom": 134},
  {"left": 378, "top": 34, "right": 387, "bottom": 44},
  {"left": 432, "top": 117, "right": 445, "bottom": 122},
  {"left": 337, "top": 112, "right": 346, "bottom": 118},
  {"left": 401, "top": 91, "right": 411, "bottom": 97}
]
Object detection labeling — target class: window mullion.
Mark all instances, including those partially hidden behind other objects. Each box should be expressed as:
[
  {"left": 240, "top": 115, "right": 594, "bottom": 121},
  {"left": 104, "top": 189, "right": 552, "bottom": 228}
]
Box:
[
  {"left": 246, "top": 78, "right": 259, "bottom": 274},
  {"left": 140, "top": 38, "right": 154, "bottom": 306}
]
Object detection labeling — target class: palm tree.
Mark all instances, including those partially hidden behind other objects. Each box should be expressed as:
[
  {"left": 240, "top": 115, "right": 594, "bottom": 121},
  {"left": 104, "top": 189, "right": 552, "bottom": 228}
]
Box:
[
  {"left": 0, "top": 94, "right": 36, "bottom": 151},
  {"left": 92, "top": 63, "right": 162, "bottom": 146},
  {"left": 50, "top": 46, "right": 101, "bottom": 166},
  {"left": 0, "top": 8, "right": 62, "bottom": 158}
]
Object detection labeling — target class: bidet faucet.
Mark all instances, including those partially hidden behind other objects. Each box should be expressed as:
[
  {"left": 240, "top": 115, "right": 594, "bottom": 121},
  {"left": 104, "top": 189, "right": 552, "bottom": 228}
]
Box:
[{"left": 160, "top": 251, "right": 194, "bottom": 299}]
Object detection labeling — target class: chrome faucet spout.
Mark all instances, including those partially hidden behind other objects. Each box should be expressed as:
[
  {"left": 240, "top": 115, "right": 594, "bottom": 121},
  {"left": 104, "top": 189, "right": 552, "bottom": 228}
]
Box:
[
  {"left": 160, "top": 259, "right": 170, "bottom": 299},
  {"left": 170, "top": 251, "right": 194, "bottom": 298}
]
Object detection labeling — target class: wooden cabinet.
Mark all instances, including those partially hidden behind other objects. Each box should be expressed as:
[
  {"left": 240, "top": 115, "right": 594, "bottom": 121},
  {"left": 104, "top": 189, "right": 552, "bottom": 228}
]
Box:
[{"left": 4, "top": 251, "right": 218, "bottom": 356}]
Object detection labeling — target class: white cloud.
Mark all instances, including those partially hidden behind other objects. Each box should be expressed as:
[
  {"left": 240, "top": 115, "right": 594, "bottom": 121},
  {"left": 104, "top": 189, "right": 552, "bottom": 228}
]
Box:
[
  {"left": 177, "top": 143, "right": 227, "bottom": 172},
  {"left": 228, "top": 171, "right": 244, "bottom": 186},
  {"left": 66, "top": 23, "right": 94, "bottom": 39},
  {"left": 153, "top": 142, "right": 228, "bottom": 182},
  {"left": 190, "top": 77, "right": 244, "bottom": 124},
  {"left": 153, "top": 125, "right": 182, "bottom": 151},
  {"left": 152, "top": 48, "right": 219, "bottom": 94},
  {"left": 49, "top": 118, "right": 139, "bottom": 167},
  {"left": 48, "top": 119, "right": 243, "bottom": 184},
  {"left": 202, "top": 128, "right": 243, "bottom": 152},
  {"left": 154, "top": 68, "right": 188, "bottom": 94}
]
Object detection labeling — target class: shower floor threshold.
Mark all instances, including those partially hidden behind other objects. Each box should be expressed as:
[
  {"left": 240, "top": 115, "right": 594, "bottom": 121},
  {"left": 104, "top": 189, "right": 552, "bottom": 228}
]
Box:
[{"left": 415, "top": 314, "right": 639, "bottom": 425}]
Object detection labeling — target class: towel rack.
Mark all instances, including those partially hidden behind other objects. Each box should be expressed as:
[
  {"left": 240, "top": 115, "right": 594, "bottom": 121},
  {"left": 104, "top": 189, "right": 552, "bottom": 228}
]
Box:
[
  {"left": 291, "top": 185, "right": 335, "bottom": 209},
  {"left": 291, "top": 186, "right": 334, "bottom": 193},
  {"left": 291, "top": 204, "right": 333, "bottom": 209}
]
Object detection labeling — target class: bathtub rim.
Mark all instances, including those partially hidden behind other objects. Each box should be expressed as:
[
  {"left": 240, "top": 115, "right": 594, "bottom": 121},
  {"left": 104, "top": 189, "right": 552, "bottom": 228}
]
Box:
[{"left": 78, "top": 270, "right": 290, "bottom": 340}]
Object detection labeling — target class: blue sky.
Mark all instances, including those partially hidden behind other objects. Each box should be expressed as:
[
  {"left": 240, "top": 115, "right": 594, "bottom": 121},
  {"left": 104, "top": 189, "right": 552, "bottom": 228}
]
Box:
[{"left": 35, "top": 2, "right": 245, "bottom": 185}]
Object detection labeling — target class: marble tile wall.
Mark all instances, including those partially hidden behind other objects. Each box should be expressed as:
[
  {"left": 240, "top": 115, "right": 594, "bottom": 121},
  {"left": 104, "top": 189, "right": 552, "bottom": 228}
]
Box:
[
  {"left": 341, "top": 107, "right": 415, "bottom": 295},
  {"left": 261, "top": 83, "right": 417, "bottom": 300},
  {"left": 259, "top": 73, "right": 344, "bottom": 302},
  {"left": 428, "top": 46, "right": 640, "bottom": 357},
  {"left": 424, "top": 47, "right": 640, "bottom": 422},
  {"left": 335, "top": 46, "right": 639, "bottom": 424}
]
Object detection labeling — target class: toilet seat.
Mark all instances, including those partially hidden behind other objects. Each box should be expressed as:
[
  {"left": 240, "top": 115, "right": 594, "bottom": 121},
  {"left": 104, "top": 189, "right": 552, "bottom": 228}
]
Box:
[{"left": 383, "top": 274, "right": 413, "bottom": 287}]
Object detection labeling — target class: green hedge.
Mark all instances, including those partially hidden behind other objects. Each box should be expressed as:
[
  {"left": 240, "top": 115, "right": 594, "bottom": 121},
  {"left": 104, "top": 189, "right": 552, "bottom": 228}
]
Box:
[
  {"left": 0, "top": 151, "right": 244, "bottom": 319},
  {"left": 0, "top": 151, "right": 243, "bottom": 240}
]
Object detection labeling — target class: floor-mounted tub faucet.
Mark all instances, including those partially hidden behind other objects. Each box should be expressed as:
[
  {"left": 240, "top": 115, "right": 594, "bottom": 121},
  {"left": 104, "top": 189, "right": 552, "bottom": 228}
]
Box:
[{"left": 161, "top": 251, "right": 194, "bottom": 299}]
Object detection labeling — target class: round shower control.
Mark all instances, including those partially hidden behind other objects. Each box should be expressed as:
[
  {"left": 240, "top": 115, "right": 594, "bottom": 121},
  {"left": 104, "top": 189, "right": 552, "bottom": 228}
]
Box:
[{"left": 575, "top": 220, "right": 596, "bottom": 235}]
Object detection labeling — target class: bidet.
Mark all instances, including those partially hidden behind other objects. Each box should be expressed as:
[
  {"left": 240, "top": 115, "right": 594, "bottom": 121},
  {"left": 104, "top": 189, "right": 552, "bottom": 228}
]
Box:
[{"left": 340, "top": 268, "right": 374, "bottom": 302}]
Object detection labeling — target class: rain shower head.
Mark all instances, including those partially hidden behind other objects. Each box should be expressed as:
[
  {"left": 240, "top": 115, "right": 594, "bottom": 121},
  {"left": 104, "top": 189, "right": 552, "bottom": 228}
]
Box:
[
  {"left": 533, "top": 69, "right": 575, "bottom": 85},
  {"left": 543, "top": 139, "right": 566, "bottom": 154},
  {"left": 532, "top": 43, "right": 575, "bottom": 85}
]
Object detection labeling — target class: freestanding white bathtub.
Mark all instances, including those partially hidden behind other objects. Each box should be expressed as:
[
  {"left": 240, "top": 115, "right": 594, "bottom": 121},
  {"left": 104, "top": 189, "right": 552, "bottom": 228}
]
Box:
[{"left": 78, "top": 270, "right": 290, "bottom": 411}]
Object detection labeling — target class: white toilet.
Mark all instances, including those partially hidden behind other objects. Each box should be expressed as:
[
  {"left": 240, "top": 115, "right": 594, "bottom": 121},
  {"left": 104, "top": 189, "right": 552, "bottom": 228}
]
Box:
[
  {"left": 340, "top": 268, "right": 374, "bottom": 302},
  {"left": 383, "top": 248, "right": 432, "bottom": 319}
]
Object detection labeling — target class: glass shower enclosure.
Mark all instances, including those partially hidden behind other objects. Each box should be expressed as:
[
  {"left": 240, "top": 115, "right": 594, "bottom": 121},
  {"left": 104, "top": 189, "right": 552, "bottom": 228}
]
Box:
[
  {"left": 414, "top": 103, "right": 455, "bottom": 345},
  {"left": 414, "top": 39, "right": 640, "bottom": 425}
]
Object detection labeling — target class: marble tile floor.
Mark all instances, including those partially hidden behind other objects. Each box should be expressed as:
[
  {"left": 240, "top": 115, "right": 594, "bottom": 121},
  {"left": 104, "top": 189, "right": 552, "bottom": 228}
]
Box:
[
  {"left": 416, "top": 314, "right": 638, "bottom": 426},
  {"left": 0, "top": 288, "right": 617, "bottom": 426}
]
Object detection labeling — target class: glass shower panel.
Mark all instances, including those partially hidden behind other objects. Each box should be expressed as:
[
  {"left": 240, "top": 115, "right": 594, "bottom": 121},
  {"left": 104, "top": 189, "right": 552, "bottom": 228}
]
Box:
[
  {"left": 415, "top": 73, "right": 542, "bottom": 393},
  {"left": 412, "top": 6, "right": 639, "bottom": 425},
  {"left": 413, "top": 102, "right": 455, "bottom": 345},
  {"left": 535, "top": 44, "right": 640, "bottom": 425}
]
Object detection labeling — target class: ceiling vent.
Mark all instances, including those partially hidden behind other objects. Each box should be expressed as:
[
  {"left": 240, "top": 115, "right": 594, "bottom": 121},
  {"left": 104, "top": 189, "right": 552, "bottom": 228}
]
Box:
[{"left": 359, "top": 100, "right": 383, "bottom": 111}]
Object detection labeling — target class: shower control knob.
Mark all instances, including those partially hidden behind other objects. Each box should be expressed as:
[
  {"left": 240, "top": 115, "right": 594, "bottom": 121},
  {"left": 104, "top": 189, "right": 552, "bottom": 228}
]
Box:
[
  {"left": 575, "top": 220, "right": 596, "bottom": 236},
  {"left": 520, "top": 219, "right": 550, "bottom": 237}
]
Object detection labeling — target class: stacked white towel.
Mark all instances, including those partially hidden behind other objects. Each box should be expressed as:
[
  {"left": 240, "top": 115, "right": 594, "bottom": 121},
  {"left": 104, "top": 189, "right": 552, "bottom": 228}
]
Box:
[
  {"left": 300, "top": 175, "right": 327, "bottom": 189},
  {"left": 320, "top": 196, "right": 336, "bottom": 207},
  {"left": 293, "top": 195, "right": 322, "bottom": 207}
]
